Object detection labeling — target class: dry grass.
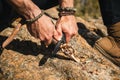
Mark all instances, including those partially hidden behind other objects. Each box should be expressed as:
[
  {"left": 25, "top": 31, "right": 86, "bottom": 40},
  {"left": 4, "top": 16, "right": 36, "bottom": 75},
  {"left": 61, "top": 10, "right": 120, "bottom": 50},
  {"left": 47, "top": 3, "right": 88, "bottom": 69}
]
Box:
[{"left": 75, "top": 0, "right": 101, "bottom": 19}]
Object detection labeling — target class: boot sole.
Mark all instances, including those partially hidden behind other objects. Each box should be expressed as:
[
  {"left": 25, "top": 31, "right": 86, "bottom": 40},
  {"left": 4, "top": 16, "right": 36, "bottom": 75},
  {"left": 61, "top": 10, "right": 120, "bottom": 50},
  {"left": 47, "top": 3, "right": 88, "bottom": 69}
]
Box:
[{"left": 94, "top": 43, "right": 120, "bottom": 67}]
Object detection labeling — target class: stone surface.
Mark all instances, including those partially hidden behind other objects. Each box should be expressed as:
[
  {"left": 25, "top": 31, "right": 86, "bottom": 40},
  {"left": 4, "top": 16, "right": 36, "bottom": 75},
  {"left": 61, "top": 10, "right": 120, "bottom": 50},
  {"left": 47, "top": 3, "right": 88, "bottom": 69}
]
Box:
[{"left": 0, "top": 8, "right": 120, "bottom": 80}]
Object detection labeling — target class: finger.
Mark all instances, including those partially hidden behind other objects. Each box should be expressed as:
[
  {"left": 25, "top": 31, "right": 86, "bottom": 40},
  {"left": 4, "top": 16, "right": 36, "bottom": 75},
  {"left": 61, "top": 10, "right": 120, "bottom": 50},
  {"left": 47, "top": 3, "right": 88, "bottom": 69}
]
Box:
[
  {"left": 52, "top": 38, "right": 58, "bottom": 44},
  {"left": 53, "top": 29, "right": 59, "bottom": 40},
  {"left": 27, "top": 24, "right": 38, "bottom": 38},
  {"left": 27, "top": 24, "right": 32, "bottom": 34},
  {"left": 44, "top": 37, "right": 52, "bottom": 47},
  {"left": 65, "top": 33, "right": 71, "bottom": 43},
  {"left": 54, "top": 25, "right": 62, "bottom": 41}
]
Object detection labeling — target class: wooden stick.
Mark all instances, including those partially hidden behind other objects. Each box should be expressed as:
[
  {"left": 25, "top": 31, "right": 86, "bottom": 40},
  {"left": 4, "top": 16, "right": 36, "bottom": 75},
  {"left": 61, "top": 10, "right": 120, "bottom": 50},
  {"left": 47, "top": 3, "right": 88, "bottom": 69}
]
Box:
[{"left": 2, "top": 18, "right": 22, "bottom": 48}]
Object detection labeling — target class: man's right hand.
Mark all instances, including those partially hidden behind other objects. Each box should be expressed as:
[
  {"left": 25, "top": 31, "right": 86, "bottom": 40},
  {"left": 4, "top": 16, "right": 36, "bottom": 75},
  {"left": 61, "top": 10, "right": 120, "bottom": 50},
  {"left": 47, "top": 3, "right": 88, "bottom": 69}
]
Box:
[
  {"left": 8, "top": 0, "right": 57, "bottom": 46},
  {"left": 27, "top": 14, "right": 56, "bottom": 46}
]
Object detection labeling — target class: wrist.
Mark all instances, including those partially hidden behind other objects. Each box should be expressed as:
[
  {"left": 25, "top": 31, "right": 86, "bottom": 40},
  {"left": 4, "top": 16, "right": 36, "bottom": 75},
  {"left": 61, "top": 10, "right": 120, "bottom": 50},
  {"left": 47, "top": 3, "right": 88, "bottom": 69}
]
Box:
[
  {"left": 26, "top": 10, "right": 44, "bottom": 23},
  {"left": 21, "top": 1, "right": 42, "bottom": 20},
  {"left": 57, "top": 7, "right": 76, "bottom": 17},
  {"left": 61, "top": 15, "right": 75, "bottom": 18},
  {"left": 59, "top": 15, "right": 76, "bottom": 22},
  {"left": 8, "top": 0, "right": 42, "bottom": 20},
  {"left": 60, "top": 0, "right": 74, "bottom": 7},
  {"left": 26, "top": 8, "right": 42, "bottom": 20},
  {"left": 59, "top": 0, "right": 75, "bottom": 17}
]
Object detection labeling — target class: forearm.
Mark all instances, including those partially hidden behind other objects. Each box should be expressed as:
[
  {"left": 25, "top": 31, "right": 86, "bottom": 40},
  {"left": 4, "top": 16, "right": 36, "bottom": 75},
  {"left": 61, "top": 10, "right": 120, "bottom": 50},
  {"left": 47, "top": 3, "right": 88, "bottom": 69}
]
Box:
[
  {"left": 59, "top": 0, "right": 74, "bottom": 7},
  {"left": 7, "top": 0, "right": 41, "bottom": 19}
]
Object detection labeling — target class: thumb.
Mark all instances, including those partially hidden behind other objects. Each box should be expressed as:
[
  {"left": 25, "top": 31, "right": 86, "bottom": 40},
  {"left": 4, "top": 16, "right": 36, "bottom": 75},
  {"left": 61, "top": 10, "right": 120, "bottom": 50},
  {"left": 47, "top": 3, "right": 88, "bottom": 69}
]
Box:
[
  {"left": 53, "top": 26, "right": 62, "bottom": 41},
  {"left": 65, "top": 33, "right": 71, "bottom": 43}
]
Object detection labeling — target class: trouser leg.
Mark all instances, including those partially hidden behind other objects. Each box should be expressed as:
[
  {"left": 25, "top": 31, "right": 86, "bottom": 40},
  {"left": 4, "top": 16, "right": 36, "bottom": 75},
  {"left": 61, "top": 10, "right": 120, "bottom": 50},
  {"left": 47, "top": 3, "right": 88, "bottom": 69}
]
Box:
[
  {"left": 0, "top": 1, "right": 3, "bottom": 15},
  {"left": 0, "top": 0, "right": 59, "bottom": 24},
  {"left": 0, "top": 0, "right": 59, "bottom": 17},
  {"left": 94, "top": 0, "right": 120, "bottom": 67},
  {"left": 98, "top": 0, "right": 120, "bottom": 41},
  {"left": 0, "top": 0, "right": 13, "bottom": 25},
  {"left": 98, "top": 0, "right": 120, "bottom": 26},
  {"left": 32, "top": 0, "right": 59, "bottom": 10},
  {"left": 99, "top": 0, "right": 120, "bottom": 43}
]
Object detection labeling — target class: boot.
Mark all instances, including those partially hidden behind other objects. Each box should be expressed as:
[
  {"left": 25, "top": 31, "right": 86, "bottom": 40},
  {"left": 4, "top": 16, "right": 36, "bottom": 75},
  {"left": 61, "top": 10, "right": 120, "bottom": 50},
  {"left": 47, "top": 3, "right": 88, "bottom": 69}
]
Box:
[
  {"left": 108, "top": 22, "right": 120, "bottom": 47},
  {"left": 94, "top": 22, "right": 120, "bottom": 67},
  {"left": 94, "top": 36, "right": 120, "bottom": 66}
]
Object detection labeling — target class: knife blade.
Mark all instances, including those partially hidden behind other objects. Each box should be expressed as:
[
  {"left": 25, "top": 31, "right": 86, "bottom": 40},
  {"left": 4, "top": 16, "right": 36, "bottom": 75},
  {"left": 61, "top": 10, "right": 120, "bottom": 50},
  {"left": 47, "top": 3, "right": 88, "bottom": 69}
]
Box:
[{"left": 52, "top": 34, "right": 66, "bottom": 56}]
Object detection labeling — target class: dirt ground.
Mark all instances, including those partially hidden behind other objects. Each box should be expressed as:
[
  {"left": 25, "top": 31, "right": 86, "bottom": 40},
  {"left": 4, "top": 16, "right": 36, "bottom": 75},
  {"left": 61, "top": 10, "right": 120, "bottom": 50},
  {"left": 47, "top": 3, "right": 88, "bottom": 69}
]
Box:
[{"left": 0, "top": 8, "right": 120, "bottom": 80}]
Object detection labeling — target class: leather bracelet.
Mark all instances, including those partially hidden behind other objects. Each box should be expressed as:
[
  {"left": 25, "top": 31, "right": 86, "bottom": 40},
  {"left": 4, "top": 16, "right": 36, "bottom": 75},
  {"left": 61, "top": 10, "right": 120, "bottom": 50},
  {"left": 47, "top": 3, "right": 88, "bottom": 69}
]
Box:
[
  {"left": 58, "top": 11, "right": 75, "bottom": 17},
  {"left": 57, "top": 7, "right": 76, "bottom": 12},
  {"left": 26, "top": 10, "right": 44, "bottom": 23},
  {"left": 57, "top": 7, "right": 76, "bottom": 17}
]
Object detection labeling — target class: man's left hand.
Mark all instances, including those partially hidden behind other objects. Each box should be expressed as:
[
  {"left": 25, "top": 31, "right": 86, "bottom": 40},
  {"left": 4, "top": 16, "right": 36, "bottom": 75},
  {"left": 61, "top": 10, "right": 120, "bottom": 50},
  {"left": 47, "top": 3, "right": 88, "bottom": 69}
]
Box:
[{"left": 54, "top": 15, "right": 78, "bottom": 43}]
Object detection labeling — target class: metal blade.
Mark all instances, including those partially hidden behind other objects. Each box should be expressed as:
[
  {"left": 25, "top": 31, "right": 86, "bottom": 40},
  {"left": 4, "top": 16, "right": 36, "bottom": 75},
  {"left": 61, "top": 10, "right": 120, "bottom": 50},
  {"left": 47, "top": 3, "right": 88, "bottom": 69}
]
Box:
[{"left": 52, "top": 34, "right": 66, "bottom": 55}]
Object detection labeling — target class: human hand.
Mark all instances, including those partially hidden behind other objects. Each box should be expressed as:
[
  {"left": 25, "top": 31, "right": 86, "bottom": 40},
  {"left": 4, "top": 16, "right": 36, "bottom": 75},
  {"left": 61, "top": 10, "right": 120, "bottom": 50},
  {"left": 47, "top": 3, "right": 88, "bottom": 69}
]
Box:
[
  {"left": 27, "top": 15, "right": 56, "bottom": 46},
  {"left": 7, "top": 0, "right": 57, "bottom": 46},
  {"left": 54, "top": 15, "right": 78, "bottom": 43}
]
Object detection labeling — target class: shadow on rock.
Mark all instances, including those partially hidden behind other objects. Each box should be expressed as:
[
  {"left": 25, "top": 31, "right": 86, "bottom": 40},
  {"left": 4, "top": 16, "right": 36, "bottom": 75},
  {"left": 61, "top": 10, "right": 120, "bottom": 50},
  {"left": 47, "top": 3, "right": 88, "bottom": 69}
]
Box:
[
  {"left": 0, "top": 36, "right": 43, "bottom": 56},
  {"left": 39, "top": 54, "right": 71, "bottom": 66},
  {"left": 77, "top": 22, "right": 102, "bottom": 47},
  {"left": 0, "top": 36, "right": 7, "bottom": 55},
  {"left": 0, "top": 35, "right": 71, "bottom": 65}
]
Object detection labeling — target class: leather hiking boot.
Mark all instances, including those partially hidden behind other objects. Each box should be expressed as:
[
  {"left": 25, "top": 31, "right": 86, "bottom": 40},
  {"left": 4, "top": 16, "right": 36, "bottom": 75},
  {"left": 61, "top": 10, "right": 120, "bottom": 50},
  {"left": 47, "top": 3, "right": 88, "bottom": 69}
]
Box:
[
  {"left": 94, "top": 36, "right": 120, "bottom": 67},
  {"left": 108, "top": 22, "right": 120, "bottom": 47}
]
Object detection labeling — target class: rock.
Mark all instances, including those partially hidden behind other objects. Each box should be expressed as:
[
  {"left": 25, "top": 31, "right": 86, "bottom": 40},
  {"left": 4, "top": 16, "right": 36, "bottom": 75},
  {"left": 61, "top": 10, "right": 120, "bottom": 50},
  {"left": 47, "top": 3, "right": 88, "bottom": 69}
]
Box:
[{"left": 0, "top": 8, "right": 120, "bottom": 80}]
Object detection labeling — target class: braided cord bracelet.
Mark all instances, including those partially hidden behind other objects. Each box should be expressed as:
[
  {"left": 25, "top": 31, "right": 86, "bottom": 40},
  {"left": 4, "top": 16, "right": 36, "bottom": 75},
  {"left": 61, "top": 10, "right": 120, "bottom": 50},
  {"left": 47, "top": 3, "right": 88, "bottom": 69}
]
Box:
[
  {"left": 57, "top": 7, "right": 76, "bottom": 12},
  {"left": 57, "top": 7, "right": 76, "bottom": 17},
  {"left": 26, "top": 10, "right": 44, "bottom": 23}
]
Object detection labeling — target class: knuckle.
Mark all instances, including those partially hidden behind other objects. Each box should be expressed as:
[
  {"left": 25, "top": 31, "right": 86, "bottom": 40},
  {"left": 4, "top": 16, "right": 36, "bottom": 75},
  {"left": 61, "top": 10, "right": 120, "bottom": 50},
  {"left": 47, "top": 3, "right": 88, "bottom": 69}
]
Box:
[
  {"left": 68, "top": 32, "right": 74, "bottom": 36},
  {"left": 46, "top": 35, "right": 52, "bottom": 41},
  {"left": 40, "top": 37, "right": 45, "bottom": 41},
  {"left": 73, "top": 31, "right": 76, "bottom": 34}
]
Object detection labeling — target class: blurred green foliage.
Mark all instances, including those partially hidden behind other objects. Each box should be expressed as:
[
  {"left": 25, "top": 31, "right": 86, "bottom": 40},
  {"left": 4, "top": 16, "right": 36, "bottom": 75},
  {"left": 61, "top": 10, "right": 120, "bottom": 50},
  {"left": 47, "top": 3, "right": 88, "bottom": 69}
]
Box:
[{"left": 75, "top": 0, "right": 101, "bottom": 18}]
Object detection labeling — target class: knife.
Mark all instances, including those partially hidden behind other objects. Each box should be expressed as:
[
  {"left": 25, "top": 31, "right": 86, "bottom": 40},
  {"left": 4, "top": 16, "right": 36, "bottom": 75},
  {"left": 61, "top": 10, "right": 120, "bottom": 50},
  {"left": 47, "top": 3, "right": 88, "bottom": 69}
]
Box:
[{"left": 52, "top": 34, "right": 66, "bottom": 56}]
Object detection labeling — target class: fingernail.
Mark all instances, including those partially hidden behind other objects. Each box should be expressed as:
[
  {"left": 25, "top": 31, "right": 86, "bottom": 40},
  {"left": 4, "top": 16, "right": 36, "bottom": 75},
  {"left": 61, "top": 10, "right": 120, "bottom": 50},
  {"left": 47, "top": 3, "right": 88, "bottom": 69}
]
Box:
[
  {"left": 57, "top": 36, "right": 62, "bottom": 41},
  {"left": 44, "top": 43, "right": 49, "bottom": 48},
  {"left": 45, "top": 45, "right": 48, "bottom": 48}
]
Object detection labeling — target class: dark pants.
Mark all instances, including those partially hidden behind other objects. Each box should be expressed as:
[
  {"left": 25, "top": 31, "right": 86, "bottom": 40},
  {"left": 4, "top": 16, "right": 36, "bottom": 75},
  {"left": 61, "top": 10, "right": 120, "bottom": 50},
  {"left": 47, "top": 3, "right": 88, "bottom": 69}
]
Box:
[
  {"left": 99, "top": 0, "right": 120, "bottom": 26},
  {"left": 0, "top": 0, "right": 59, "bottom": 13},
  {"left": 1, "top": 0, "right": 120, "bottom": 27},
  {"left": 32, "top": 0, "right": 59, "bottom": 9},
  {"left": 0, "top": 0, "right": 59, "bottom": 25}
]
